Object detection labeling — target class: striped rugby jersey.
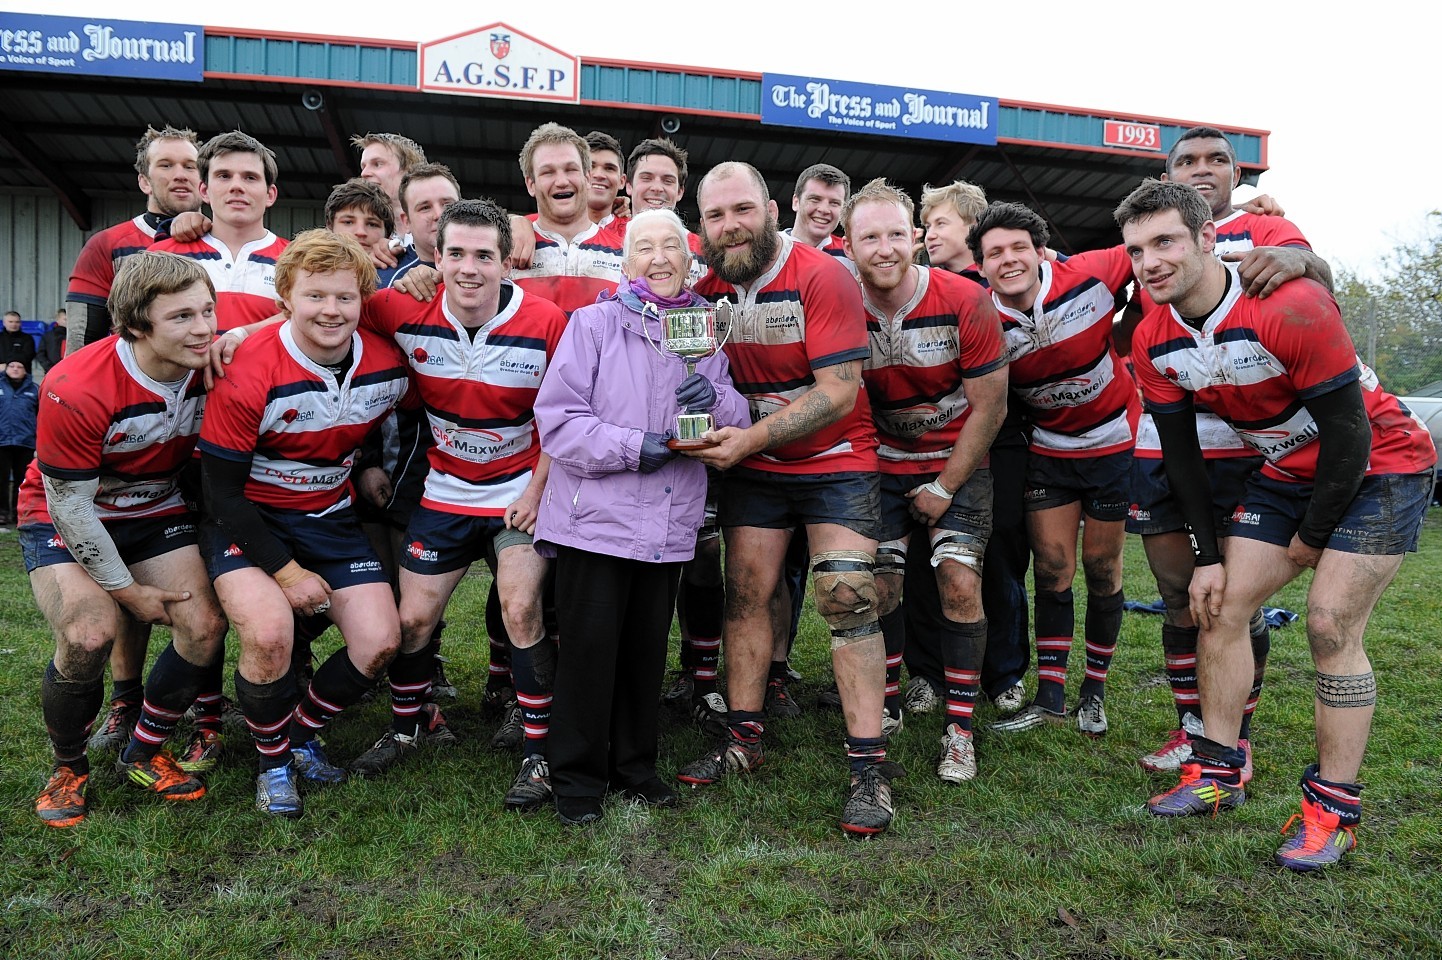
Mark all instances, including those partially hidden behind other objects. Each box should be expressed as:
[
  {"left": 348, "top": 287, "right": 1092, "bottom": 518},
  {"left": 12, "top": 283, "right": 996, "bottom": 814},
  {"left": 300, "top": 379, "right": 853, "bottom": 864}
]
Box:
[
  {"left": 511, "top": 219, "right": 625, "bottom": 316},
  {"left": 19, "top": 336, "right": 204, "bottom": 526},
  {"left": 695, "top": 232, "right": 877, "bottom": 474},
  {"left": 66, "top": 214, "right": 161, "bottom": 307},
  {"left": 996, "top": 246, "right": 1138, "bottom": 458},
  {"left": 1134, "top": 210, "right": 1313, "bottom": 459},
  {"left": 198, "top": 322, "right": 410, "bottom": 514},
  {"left": 1132, "top": 265, "right": 1435, "bottom": 483},
  {"left": 149, "top": 231, "right": 288, "bottom": 333},
  {"left": 862, "top": 266, "right": 1006, "bottom": 475},
  {"left": 363, "top": 282, "right": 567, "bottom": 516}
]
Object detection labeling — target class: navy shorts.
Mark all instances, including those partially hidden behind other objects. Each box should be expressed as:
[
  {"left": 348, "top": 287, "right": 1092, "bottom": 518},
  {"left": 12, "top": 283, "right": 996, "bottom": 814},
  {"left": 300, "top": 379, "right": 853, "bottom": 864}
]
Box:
[
  {"left": 19, "top": 513, "right": 199, "bottom": 574},
  {"left": 1226, "top": 471, "right": 1433, "bottom": 555},
  {"left": 398, "top": 504, "right": 533, "bottom": 576},
  {"left": 718, "top": 468, "right": 881, "bottom": 541},
  {"left": 202, "top": 505, "right": 389, "bottom": 587},
  {"left": 1126, "top": 456, "right": 1264, "bottom": 536},
  {"left": 1024, "top": 449, "right": 1131, "bottom": 521},
  {"left": 879, "top": 469, "right": 993, "bottom": 545}
]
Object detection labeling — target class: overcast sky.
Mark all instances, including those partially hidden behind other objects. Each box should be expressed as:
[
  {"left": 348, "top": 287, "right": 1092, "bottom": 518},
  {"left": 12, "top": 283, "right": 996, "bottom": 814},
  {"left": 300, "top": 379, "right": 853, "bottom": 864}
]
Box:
[{"left": 16, "top": 1, "right": 1434, "bottom": 279}]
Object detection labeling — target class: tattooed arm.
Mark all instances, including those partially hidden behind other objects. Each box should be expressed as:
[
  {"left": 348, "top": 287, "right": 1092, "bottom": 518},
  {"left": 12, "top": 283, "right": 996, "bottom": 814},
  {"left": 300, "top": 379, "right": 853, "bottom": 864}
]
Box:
[{"left": 683, "top": 360, "right": 862, "bottom": 471}]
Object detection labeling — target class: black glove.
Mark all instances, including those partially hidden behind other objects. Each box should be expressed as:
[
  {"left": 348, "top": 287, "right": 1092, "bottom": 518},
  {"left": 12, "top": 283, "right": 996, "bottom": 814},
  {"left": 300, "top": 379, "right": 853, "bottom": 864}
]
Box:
[
  {"left": 675, "top": 373, "right": 717, "bottom": 413},
  {"left": 639, "top": 431, "right": 678, "bottom": 473}
]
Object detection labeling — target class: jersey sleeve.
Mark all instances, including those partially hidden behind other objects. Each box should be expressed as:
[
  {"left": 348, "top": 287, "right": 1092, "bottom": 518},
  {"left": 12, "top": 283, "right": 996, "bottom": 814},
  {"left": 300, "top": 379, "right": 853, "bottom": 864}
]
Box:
[
  {"left": 800, "top": 257, "right": 869, "bottom": 370},
  {"left": 1248, "top": 216, "right": 1311, "bottom": 250},
  {"left": 197, "top": 364, "right": 265, "bottom": 461},
  {"left": 34, "top": 374, "right": 106, "bottom": 479},
  {"left": 66, "top": 231, "right": 117, "bottom": 304},
  {"left": 1258, "top": 280, "right": 1359, "bottom": 399},
  {"left": 1131, "top": 317, "right": 1191, "bottom": 413},
  {"left": 957, "top": 286, "right": 1006, "bottom": 377},
  {"left": 1072, "top": 245, "right": 1136, "bottom": 296}
]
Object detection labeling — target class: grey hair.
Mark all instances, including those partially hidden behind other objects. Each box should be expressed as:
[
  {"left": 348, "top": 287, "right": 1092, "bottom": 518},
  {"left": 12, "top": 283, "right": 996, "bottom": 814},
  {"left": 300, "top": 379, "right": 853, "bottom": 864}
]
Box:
[{"left": 623, "top": 208, "right": 691, "bottom": 261}]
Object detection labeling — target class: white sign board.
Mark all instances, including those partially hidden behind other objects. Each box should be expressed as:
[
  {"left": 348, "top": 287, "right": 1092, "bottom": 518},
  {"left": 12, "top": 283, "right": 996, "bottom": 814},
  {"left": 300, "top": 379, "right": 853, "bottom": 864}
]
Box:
[{"left": 419, "top": 24, "right": 579, "bottom": 103}]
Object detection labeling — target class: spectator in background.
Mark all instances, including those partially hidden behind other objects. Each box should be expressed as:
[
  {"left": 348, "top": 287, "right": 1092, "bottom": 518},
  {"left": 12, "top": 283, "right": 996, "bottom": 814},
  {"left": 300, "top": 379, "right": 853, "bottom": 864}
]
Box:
[
  {"left": 38, "top": 309, "right": 66, "bottom": 374},
  {"left": 1, "top": 312, "right": 37, "bottom": 371},
  {"left": 0, "top": 358, "right": 38, "bottom": 528}
]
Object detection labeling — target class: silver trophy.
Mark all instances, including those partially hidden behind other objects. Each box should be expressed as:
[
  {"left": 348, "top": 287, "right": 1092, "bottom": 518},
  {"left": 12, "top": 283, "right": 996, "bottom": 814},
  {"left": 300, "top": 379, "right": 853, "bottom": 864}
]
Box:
[{"left": 642, "top": 298, "right": 734, "bottom": 449}]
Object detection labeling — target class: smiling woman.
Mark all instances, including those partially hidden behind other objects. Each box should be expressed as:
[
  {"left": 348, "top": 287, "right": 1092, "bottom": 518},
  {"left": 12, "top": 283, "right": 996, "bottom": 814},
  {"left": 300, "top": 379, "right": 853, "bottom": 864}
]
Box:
[{"left": 531, "top": 208, "right": 751, "bottom": 825}]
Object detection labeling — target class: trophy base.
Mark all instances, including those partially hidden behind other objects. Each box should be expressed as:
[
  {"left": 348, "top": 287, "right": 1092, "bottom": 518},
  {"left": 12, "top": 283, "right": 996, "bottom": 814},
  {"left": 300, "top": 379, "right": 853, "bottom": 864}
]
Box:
[{"left": 667, "top": 437, "right": 719, "bottom": 451}]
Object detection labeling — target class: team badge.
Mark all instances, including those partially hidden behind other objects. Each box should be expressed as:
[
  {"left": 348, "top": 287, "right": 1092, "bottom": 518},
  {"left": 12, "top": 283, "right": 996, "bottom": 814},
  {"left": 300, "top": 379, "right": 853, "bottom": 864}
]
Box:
[{"left": 490, "top": 33, "right": 511, "bottom": 59}]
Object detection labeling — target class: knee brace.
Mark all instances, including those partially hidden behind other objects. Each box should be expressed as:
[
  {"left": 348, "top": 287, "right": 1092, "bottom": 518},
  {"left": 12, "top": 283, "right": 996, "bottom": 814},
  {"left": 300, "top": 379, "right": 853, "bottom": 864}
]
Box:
[
  {"left": 929, "top": 529, "right": 986, "bottom": 577},
  {"left": 811, "top": 551, "right": 881, "bottom": 650}
]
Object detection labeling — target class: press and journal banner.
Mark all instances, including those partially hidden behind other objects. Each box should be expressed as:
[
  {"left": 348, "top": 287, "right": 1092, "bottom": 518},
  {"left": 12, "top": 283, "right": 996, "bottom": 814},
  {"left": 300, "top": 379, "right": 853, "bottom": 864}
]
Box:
[
  {"left": 761, "top": 73, "right": 997, "bottom": 146},
  {"left": 0, "top": 13, "right": 203, "bottom": 81}
]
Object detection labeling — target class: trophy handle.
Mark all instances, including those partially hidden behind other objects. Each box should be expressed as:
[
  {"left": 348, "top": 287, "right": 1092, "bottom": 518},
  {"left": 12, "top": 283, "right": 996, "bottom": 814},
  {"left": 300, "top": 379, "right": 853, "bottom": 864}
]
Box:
[
  {"left": 639, "top": 302, "right": 668, "bottom": 359},
  {"left": 714, "top": 298, "right": 736, "bottom": 351}
]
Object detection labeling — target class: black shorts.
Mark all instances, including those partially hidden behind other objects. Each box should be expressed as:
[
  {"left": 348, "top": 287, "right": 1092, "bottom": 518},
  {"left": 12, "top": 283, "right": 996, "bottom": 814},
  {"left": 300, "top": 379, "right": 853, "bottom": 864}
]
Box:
[
  {"left": 879, "top": 469, "right": 993, "bottom": 547},
  {"left": 1227, "top": 471, "right": 1432, "bottom": 555},
  {"left": 1023, "top": 449, "right": 1130, "bottom": 521},
  {"left": 202, "top": 505, "right": 389, "bottom": 588},
  {"left": 1125, "top": 456, "right": 1263, "bottom": 536},
  {"left": 718, "top": 468, "right": 880, "bottom": 540},
  {"left": 19, "top": 513, "right": 199, "bottom": 574},
  {"left": 399, "top": 504, "right": 533, "bottom": 576}
]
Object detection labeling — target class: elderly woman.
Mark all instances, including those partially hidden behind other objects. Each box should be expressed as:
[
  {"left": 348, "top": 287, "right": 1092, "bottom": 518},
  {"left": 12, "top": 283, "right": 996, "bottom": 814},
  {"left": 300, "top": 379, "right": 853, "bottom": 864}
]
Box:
[{"left": 534, "top": 208, "right": 749, "bottom": 825}]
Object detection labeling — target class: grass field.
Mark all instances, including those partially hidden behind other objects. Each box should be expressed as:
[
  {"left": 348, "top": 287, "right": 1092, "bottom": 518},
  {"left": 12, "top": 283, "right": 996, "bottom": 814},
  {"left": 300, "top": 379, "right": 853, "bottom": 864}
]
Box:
[{"left": 1, "top": 519, "right": 1440, "bottom": 960}]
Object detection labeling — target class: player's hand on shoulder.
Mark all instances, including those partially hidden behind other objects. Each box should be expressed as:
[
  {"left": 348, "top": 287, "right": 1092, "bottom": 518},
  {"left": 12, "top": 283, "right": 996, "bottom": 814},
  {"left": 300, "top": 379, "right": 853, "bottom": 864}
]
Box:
[
  {"left": 394, "top": 266, "right": 440, "bottom": 302},
  {"left": 168, "top": 211, "right": 211, "bottom": 243}
]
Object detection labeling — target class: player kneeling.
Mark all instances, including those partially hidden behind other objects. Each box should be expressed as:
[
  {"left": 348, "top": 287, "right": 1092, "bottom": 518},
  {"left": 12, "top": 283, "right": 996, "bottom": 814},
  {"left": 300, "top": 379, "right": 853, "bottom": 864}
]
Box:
[
  {"left": 199, "top": 230, "right": 411, "bottom": 818},
  {"left": 26, "top": 252, "right": 227, "bottom": 827}
]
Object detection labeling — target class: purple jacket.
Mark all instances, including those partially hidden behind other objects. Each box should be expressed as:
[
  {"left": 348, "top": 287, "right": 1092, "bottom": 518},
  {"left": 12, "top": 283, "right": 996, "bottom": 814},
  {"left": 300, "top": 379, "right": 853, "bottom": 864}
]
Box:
[{"left": 534, "top": 286, "right": 749, "bottom": 563}]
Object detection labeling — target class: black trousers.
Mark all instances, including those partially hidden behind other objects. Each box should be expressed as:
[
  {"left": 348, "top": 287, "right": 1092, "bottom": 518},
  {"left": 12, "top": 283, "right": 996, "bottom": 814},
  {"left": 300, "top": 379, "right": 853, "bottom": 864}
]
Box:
[
  {"left": 549, "top": 545, "right": 682, "bottom": 800},
  {"left": 0, "top": 445, "right": 32, "bottom": 522}
]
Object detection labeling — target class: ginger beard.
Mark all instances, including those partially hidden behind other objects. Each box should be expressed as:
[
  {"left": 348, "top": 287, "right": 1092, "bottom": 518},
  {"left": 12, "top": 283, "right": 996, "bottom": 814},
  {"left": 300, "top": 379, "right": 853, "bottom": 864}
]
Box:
[{"left": 702, "top": 213, "right": 781, "bottom": 286}]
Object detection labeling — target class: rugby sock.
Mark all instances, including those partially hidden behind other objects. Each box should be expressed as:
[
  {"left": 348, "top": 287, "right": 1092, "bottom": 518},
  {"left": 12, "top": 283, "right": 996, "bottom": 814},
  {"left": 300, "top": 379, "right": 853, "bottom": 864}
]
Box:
[
  {"left": 727, "top": 709, "right": 765, "bottom": 748},
  {"left": 387, "top": 645, "right": 434, "bottom": 736},
  {"left": 1240, "top": 612, "right": 1272, "bottom": 740},
  {"left": 1300, "top": 763, "right": 1363, "bottom": 826},
  {"left": 846, "top": 735, "right": 888, "bottom": 775},
  {"left": 682, "top": 580, "right": 723, "bottom": 696},
  {"left": 42, "top": 660, "right": 101, "bottom": 775},
  {"left": 191, "top": 655, "right": 226, "bottom": 734},
  {"left": 767, "top": 660, "right": 789, "bottom": 682},
  {"left": 126, "top": 643, "right": 206, "bottom": 762},
  {"left": 1033, "top": 588, "right": 1074, "bottom": 714},
  {"left": 110, "top": 675, "right": 143, "bottom": 707},
  {"left": 510, "top": 638, "right": 555, "bottom": 757},
  {"left": 1161, "top": 623, "right": 1201, "bottom": 726},
  {"left": 484, "top": 583, "right": 512, "bottom": 693},
  {"left": 1189, "top": 736, "right": 1246, "bottom": 786},
  {"left": 881, "top": 606, "right": 906, "bottom": 717},
  {"left": 290, "top": 649, "right": 373, "bottom": 747},
  {"left": 235, "top": 670, "right": 297, "bottom": 772},
  {"left": 941, "top": 618, "right": 987, "bottom": 735},
  {"left": 1078, "top": 589, "right": 1123, "bottom": 702}
]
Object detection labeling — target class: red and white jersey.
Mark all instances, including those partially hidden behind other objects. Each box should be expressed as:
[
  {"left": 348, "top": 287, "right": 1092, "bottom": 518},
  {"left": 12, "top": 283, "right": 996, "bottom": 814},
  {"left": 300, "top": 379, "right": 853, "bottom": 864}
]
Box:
[
  {"left": 18, "top": 336, "right": 204, "bottom": 526},
  {"left": 1132, "top": 265, "right": 1435, "bottom": 483},
  {"left": 198, "top": 322, "right": 409, "bottom": 514},
  {"left": 695, "top": 232, "right": 878, "bottom": 474},
  {"left": 1135, "top": 210, "right": 1314, "bottom": 459},
  {"left": 66, "top": 214, "right": 160, "bottom": 307},
  {"left": 511, "top": 220, "right": 625, "bottom": 316},
  {"left": 149, "top": 232, "right": 288, "bottom": 334},
  {"left": 363, "top": 281, "right": 567, "bottom": 516},
  {"left": 784, "top": 228, "right": 857, "bottom": 276},
  {"left": 862, "top": 267, "right": 1006, "bottom": 475},
  {"left": 1213, "top": 209, "right": 1309, "bottom": 258},
  {"left": 996, "top": 246, "right": 1138, "bottom": 457}
]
